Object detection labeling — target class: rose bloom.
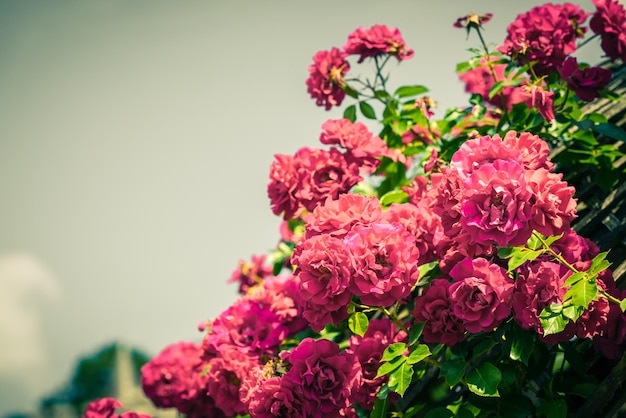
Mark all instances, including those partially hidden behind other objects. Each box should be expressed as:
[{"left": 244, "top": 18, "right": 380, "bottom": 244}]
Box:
[
  {"left": 524, "top": 169, "right": 577, "bottom": 237},
  {"left": 203, "top": 295, "right": 290, "bottom": 356},
  {"left": 248, "top": 376, "right": 306, "bottom": 418},
  {"left": 346, "top": 222, "right": 420, "bottom": 307},
  {"left": 512, "top": 261, "right": 569, "bottom": 332},
  {"left": 501, "top": 131, "right": 554, "bottom": 171},
  {"left": 206, "top": 348, "right": 262, "bottom": 417},
  {"left": 413, "top": 278, "right": 466, "bottom": 346},
  {"left": 140, "top": 341, "right": 208, "bottom": 415},
  {"left": 343, "top": 24, "right": 414, "bottom": 63},
  {"left": 303, "top": 193, "right": 383, "bottom": 239},
  {"left": 522, "top": 84, "right": 555, "bottom": 122},
  {"left": 460, "top": 159, "right": 533, "bottom": 247},
  {"left": 82, "top": 398, "right": 151, "bottom": 418},
  {"left": 267, "top": 147, "right": 362, "bottom": 220},
  {"left": 458, "top": 56, "right": 526, "bottom": 111},
  {"left": 453, "top": 13, "right": 493, "bottom": 29},
  {"left": 382, "top": 202, "right": 444, "bottom": 265},
  {"left": 280, "top": 338, "right": 362, "bottom": 416},
  {"left": 348, "top": 319, "right": 405, "bottom": 410},
  {"left": 319, "top": 118, "right": 388, "bottom": 172},
  {"left": 450, "top": 133, "right": 524, "bottom": 180},
  {"left": 449, "top": 258, "right": 514, "bottom": 333},
  {"left": 306, "top": 47, "right": 350, "bottom": 110},
  {"left": 590, "top": 0, "right": 626, "bottom": 62},
  {"left": 499, "top": 3, "right": 589, "bottom": 75},
  {"left": 558, "top": 57, "right": 612, "bottom": 101},
  {"left": 229, "top": 254, "right": 273, "bottom": 295}
]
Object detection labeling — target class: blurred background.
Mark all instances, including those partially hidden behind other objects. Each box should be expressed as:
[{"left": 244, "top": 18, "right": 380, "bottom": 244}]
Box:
[{"left": 0, "top": 0, "right": 606, "bottom": 415}]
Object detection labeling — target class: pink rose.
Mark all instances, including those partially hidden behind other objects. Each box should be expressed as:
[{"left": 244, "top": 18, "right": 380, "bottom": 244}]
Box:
[
  {"left": 306, "top": 48, "right": 350, "bottom": 110},
  {"left": 343, "top": 25, "right": 413, "bottom": 63},
  {"left": 449, "top": 258, "right": 513, "bottom": 333},
  {"left": 346, "top": 223, "right": 420, "bottom": 307},
  {"left": 303, "top": 193, "right": 383, "bottom": 239},
  {"left": 524, "top": 169, "right": 577, "bottom": 237},
  {"left": 522, "top": 84, "right": 555, "bottom": 122},
  {"left": 460, "top": 159, "right": 533, "bottom": 247}
]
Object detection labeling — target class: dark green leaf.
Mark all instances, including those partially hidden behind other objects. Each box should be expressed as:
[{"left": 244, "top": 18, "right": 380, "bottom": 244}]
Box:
[
  {"left": 381, "top": 342, "right": 407, "bottom": 362},
  {"left": 395, "top": 85, "right": 429, "bottom": 98},
  {"left": 409, "top": 322, "right": 425, "bottom": 346},
  {"left": 343, "top": 105, "right": 356, "bottom": 122},
  {"left": 348, "top": 312, "right": 369, "bottom": 337},
  {"left": 359, "top": 101, "right": 377, "bottom": 119},
  {"left": 370, "top": 395, "right": 388, "bottom": 418},
  {"left": 440, "top": 358, "right": 466, "bottom": 387},
  {"left": 407, "top": 344, "right": 431, "bottom": 365},
  {"left": 388, "top": 361, "right": 414, "bottom": 396},
  {"left": 537, "top": 399, "right": 567, "bottom": 418},
  {"left": 466, "top": 362, "right": 501, "bottom": 397},
  {"left": 590, "top": 122, "right": 626, "bottom": 142},
  {"left": 375, "top": 90, "right": 391, "bottom": 100},
  {"left": 509, "top": 326, "right": 534, "bottom": 366},
  {"left": 424, "top": 407, "right": 454, "bottom": 418}
]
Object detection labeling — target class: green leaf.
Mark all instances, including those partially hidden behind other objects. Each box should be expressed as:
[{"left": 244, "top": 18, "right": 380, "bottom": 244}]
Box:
[
  {"left": 591, "top": 122, "right": 626, "bottom": 142},
  {"left": 359, "top": 101, "right": 376, "bottom": 119},
  {"left": 381, "top": 342, "right": 407, "bottom": 362},
  {"left": 424, "top": 407, "right": 454, "bottom": 418},
  {"left": 488, "top": 79, "right": 519, "bottom": 99},
  {"left": 564, "top": 271, "right": 586, "bottom": 287},
  {"left": 375, "top": 90, "right": 391, "bottom": 100},
  {"left": 539, "top": 304, "right": 569, "bottom": 336},
  {"left": 348, "top": 312, "right": 369, "bottom": 337},
  {"left": 506, "top": 248, "right": 543, "bottom": 272},
  {"left": 620, "top": 298, "right": 626, "bottom": 312},
  {"left": 565, "top": 279, "right": 598, "bottom": 308},
  {"left": 537, "top": 399, "right": 567, "bottom": 418},
  {"left": 409, "top": 322, "right": 425, "bottom": 346},
  {"left": 589, "top": 251, "right": 611, "bottom": 276},
  {"left": 440, "top": 358, "right": 466, "bottom": 387},
  {"left": 509, "top": 326, "right": 534, "bottom": 366},
  {"left": 376, "top": 356, "right": 406, "bottom": 378},
  {"left": 380, "top": 190, "right": 409, "bottom": 207},
  {"left": 388, "top": 361, "right": 414, "bottom": 396},
  {"left": 370, "top": 395, "right": 388, "bottom": 418},
  {"left": 343, "top": 104, "right": 356, "bottom": 122},
  {"left": 395, "top": 85, "right": 429, "bottom": 98},
  {"left": 342, "top": 83, "right": 359, "bottom": 99},
  {"left": 466, "top": 362, "right": 501, "bottom": 397},
  {"left": 407, "top": 344, "right": 431, "bottom": 365}
]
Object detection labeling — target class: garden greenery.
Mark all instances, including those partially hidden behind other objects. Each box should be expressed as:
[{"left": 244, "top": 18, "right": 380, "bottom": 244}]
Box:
[{"left": 82, "top": 1, "right": 626, "bottom": 417}]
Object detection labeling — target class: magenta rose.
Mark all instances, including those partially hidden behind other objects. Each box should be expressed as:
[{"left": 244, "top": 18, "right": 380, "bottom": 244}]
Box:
[
  {"left": 449, "top": 258, "right": 513, "bottom": 333},
  {"left": 413, "top": 278, "right": 466, "bottom": 346},
  {"left": 524, "top": 169, "right": 577, "bottom": 237},
  {"left": 281, "top": 338, "right": 362, "bottom": 416},
  {"left": 558, "top": 57, "right": 612, "bottom": 101},
  {"left": 499, "top": 3, "right": 589, "bottom": 75},
  {"left": 522, "top": 84, "right": 556, "bottom": 122},
  {"left": 140, "top": 341, "right": 207, "bottom": 414},
  {"left": 306, "top": 48, "right": 350, "bottom": 110},
  {"left": 590, "top": 0, "right": 626, "bottom": 62}
]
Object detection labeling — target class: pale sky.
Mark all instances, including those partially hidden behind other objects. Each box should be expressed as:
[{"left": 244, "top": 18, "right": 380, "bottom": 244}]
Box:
[{"left": 0, "top": 0, "right": 604, "bottom": 415}]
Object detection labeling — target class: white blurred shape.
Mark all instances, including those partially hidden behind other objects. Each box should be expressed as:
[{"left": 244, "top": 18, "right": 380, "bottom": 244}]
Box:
[{"left": 0, "top": 252, "right": 59, "bottom": 376}]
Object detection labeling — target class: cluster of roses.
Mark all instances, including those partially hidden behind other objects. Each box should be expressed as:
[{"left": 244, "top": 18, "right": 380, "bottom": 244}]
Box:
[
  {"left": 267, "top": 118, "right": 393, "bottom": 221},
  {"left": 456, "top": 1, "right": 626, "bottom": 122},
  {"left": 306, "top": 24, "right": 413, "bottom": 110}
]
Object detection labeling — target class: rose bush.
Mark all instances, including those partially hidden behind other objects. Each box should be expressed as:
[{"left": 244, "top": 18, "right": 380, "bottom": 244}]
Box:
[{"left": 83, "top": 1, "right": 626, "bottom": 417}]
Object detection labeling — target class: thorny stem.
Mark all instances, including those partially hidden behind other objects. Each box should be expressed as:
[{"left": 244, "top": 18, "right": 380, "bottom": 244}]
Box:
[{"left": 381, "top": 306, "right": 410, "bottom": 335}]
